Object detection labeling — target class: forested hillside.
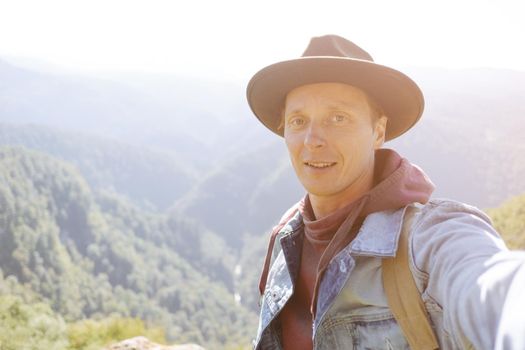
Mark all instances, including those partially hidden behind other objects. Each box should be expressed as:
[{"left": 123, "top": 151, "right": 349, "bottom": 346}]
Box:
[
  {"left": 171, "top": 141, "right": 303, "bottom": 249},
  {"left": 0, "top": 146, "right": 256, "bottom": 349},
  {"left": 0, "top": 123, "right": 195, "bottom": 210}
]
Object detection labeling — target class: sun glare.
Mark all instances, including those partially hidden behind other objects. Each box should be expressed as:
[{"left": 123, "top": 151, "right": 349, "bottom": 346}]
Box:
[{"left": 0, "top": 0, "right": 524, "bottom": 80}]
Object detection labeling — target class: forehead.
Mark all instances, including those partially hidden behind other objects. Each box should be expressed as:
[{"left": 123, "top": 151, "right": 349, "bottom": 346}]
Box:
[{"left": 284, "top": 82, "right": 371, "bottom": 112}]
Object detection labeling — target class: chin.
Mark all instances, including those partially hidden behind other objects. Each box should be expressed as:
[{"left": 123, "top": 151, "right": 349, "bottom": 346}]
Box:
[{"left": 303, "top": 187, "right": 339, "bottom": 197}]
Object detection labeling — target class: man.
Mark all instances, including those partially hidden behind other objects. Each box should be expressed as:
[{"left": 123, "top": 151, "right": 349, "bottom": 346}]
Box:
[{"left": 246, "top": 35, "right": 525, "bottom": 350}]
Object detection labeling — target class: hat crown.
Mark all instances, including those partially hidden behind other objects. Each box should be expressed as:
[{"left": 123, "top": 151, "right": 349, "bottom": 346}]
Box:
[{"left": 302, "top": 35, "right": 374, "bottom": 62}]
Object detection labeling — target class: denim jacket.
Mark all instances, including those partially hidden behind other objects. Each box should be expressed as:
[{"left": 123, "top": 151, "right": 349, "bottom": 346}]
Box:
[{"left": 254, "top": 199, "right": 525, "bottom": 350}]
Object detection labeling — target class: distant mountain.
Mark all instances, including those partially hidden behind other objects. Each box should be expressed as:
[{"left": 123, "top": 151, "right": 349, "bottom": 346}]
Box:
[
  {"left": 389, "top": 67, "right": 525, "bottom": 207},
  {"left": 0, "top": 58, "right": 158, "bottom": 135},
  {"left": 0, "top": 58, "right": 269, "bottom": 169},
  {"left": 172, "top": 140, "right": 302, "bottom": 248},
  {"left": 0, "top": 123, "right": 195, "bottom": 210},
  {"left": 0, "top": 146, "right": 255, "bottom": 348}
]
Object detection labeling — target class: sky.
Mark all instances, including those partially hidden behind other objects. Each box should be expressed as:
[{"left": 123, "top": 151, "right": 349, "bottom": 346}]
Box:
[{"left": 0, "top": 0, "right": 524, "bottom": 81}]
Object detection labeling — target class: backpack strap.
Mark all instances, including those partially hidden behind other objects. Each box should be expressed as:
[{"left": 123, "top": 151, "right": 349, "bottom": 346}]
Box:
[
  {"left": 382, "top": 206, "right": 440, "bottom": 350},
  {"left": 258, "top": 206, "right": 300, "bottom": 295}
]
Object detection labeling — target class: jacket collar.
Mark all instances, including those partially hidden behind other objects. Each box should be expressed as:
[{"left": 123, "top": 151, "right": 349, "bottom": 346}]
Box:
[
  {"left": 281, "top": 205, "right": 409, "bottom": 258},
  {"left": 350, "top": 205, "right": 409, "bottom": 257},
  {"left": 279, "top": 210, "right": 303, "bottom": 237}
]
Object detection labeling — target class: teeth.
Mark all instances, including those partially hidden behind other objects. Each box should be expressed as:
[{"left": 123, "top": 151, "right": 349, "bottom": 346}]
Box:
[{"left": 306, "top": 162, "right": 334, "bottom": 168}]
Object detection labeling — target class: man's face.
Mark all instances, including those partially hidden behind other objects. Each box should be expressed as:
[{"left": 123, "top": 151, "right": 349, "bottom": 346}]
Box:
[{"left": 283, "top": 82, "right": 386, "bottom": 201}]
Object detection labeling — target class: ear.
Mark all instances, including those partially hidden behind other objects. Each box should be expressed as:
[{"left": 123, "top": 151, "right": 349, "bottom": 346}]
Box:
[
  {"left": 278, "top": 108, "right": 286, "bottom": 132},
  {"left": 373, "top": 116, "right": 388, "bottom": 149}
]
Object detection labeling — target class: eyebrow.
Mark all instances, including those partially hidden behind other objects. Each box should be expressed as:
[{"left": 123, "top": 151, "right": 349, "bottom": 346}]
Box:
[{"left": 284, "top": 108, "right": 304, "bottom": 116}]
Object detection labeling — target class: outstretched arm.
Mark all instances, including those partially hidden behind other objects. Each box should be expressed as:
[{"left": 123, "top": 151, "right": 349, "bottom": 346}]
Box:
[{"left": 411, "top": 200, "right": 525, "bottom": 349}]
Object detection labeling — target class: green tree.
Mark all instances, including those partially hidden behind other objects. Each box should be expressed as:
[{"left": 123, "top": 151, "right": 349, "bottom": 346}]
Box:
[{"left": 0, "top": 294, "right": 67, "bottom": 350}]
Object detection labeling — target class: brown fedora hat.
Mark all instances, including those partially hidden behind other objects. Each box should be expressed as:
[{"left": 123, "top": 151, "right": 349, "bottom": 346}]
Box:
[{"left": 246, "top": 35, "right": 424, "bottom": 141}]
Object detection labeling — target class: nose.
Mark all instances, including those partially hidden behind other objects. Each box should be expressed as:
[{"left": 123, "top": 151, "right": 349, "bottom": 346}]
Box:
[{"left": 304, "top": 123, "right": 326, "bottom": 150}]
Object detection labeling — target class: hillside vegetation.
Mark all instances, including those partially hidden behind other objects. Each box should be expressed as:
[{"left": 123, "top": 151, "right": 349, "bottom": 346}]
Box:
[
  {"left": 0, "top": 146, "right": 255, "bottom": 349},
  {"left": 487, "top": 194, "right": 525, "bottom": 250}
]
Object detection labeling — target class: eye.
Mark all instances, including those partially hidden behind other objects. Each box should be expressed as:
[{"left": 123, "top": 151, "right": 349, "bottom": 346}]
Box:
[
  {"left": 331, "top": 113, "right": 349, "bottom": 123},
  {"left": 287, "top": 116, "right": 306, "bottom": 128}
]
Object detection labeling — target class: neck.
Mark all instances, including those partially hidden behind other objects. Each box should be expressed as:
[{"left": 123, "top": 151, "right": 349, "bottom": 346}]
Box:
[{"left": 309, "top": 168, "right": 374, "bottom": 219}]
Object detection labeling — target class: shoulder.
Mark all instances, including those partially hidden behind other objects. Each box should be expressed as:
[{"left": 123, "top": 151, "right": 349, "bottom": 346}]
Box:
[
  {"left": 412, "top": 198, "right": 494, "bottom": 231},
  {"left": 408, "top": 197, "right": 508, "bottom": 278},
  {"left": 419, "top": 198, "right": 491, "bottom": 217}
]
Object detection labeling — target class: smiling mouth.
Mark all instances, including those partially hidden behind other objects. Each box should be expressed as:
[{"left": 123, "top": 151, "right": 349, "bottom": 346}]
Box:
[{"left": 304, "top": 161, "right": 337, "bottom": 168}]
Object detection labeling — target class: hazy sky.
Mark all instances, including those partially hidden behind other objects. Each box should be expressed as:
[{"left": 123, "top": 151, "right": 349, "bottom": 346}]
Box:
[{"left": 0, "top": 0, "right": 524, "bottom": 81}]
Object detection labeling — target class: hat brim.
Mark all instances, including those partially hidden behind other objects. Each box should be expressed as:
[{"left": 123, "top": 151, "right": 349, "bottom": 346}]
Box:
[{"left": 246, "top": 57, "right": 424, "bottom": 141}]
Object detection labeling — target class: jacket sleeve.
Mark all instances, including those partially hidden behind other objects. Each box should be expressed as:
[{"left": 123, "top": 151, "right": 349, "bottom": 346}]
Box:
[{"left": 410, "top": 199, "right": 525, "bottom": 350}]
